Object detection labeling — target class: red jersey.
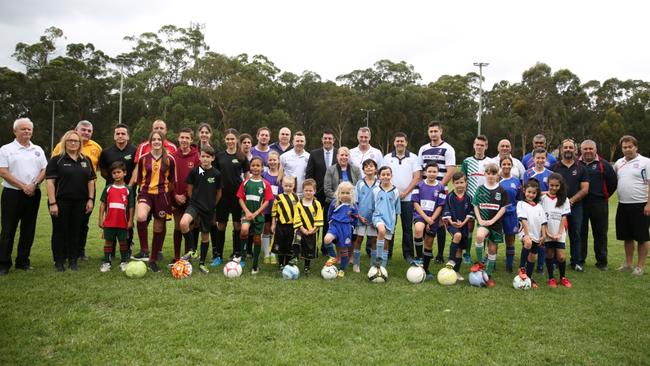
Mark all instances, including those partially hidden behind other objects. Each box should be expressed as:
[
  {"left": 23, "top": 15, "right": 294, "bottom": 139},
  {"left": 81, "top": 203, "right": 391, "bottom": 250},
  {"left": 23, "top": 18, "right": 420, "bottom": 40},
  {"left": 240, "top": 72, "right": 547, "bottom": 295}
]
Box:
[
  {"left": 135, "top": 140, "right": 177, "bottom": 163},
  {"left": 136, "top": 153, "right": 177, "bottom": 195},
  {"left": 172, "top": 146, "right": 200, "bottom": 197},
  {"left": 100, "top": 184, "right": 135, "bottom": 229}
]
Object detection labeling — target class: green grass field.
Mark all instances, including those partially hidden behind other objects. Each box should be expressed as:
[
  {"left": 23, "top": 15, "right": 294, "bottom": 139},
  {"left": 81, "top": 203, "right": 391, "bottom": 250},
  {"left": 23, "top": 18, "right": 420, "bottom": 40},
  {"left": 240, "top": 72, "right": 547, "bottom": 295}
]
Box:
[{"left": 1, "top": 188, "right": 649, "bottom": 365}]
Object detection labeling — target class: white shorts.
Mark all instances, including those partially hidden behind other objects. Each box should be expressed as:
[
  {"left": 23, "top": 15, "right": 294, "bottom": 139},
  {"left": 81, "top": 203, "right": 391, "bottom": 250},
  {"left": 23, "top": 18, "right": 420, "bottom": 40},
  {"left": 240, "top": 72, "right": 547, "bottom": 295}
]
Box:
[
  {"left": 353, "top": 224, "right": 377, "bottom": 237},
  {"left": 372, "top": 219, "right": 394, "bottom": 240}
]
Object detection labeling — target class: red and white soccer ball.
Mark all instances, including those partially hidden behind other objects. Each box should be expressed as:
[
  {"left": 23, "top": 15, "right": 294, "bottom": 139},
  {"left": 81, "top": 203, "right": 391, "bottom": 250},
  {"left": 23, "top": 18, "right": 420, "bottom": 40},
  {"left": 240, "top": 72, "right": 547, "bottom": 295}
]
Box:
[
  {"left": 171, "top": 259, "right": 192, "bottom": 279},
  {"left": 223, "top": 261, "right": 243, "bottom": 278}
]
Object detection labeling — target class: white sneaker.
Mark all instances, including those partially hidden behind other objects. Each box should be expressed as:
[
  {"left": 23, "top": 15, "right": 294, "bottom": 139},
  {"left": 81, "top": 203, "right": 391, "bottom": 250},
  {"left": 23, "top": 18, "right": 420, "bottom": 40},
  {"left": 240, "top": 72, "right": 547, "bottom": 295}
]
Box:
[
  {"left": 617, "top": 264, "right": 632, "bottom": 272},
  {"left": 353, "top": 264, "right": 360, "bottom": 273},
  {"left": 100, "top": 262, "right": 111, "bottom": 272},
  {"left": 251, "top": 268, "right": 259, "bottom": 275},
  {"left": 456, "top": 272, "right": 464, "bottom": 281},
  {"left": 119, "top": 262, "right": 128, "bottom": 272},
  {"left": 632, "top": 266, "right": 645, "bottom": 276}
]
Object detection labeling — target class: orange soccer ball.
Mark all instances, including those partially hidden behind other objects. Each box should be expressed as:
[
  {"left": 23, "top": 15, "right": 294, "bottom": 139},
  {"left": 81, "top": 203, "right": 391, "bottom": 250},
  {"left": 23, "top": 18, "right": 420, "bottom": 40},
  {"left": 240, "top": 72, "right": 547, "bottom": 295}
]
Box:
[{"left": 171, "top": 259, "right": 193, "bottom": 279}]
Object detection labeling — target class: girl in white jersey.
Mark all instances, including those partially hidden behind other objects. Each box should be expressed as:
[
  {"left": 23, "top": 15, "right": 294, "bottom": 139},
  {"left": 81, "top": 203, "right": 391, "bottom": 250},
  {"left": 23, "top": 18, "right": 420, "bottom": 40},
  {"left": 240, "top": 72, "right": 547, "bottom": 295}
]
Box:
[{"left": 541, "top": 173, "right": 573, "bottom": 288}]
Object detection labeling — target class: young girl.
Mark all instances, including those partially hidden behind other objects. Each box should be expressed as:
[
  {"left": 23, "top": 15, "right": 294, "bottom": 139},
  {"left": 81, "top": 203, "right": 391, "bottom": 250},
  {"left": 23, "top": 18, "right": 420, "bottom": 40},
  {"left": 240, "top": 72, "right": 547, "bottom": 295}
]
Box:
[
  {"left": 472, "top": 163, "right": 510, "bottom": 287},
  {"left": 323, "top": 182, "right": 358, "bottom": 278},
  {"left": 352, "top": 159, "right": 378, "bottom": 273},
  {"left": 412, "top": 162, "right": 446, "bottom": 278},
  {"left": 271, "top": 176, "right": 298, "bottom": 268},
  {"left": 541, "top": 173, "right": 573, "bottom": 288},
  {"left": 372, "top": 166, "right": 401, "bottom": 268},
  {"left": 262, "top": 150, "right": 283, "bottom": 265},
  {"left": 236, "top": 156, "right": 274, "bottom": 274},
  {"left": 499, "top": 156, "right": 522, "bottom": 273},
  {"left": 516, "top": 179, "right": 546, "bottom": 288}
]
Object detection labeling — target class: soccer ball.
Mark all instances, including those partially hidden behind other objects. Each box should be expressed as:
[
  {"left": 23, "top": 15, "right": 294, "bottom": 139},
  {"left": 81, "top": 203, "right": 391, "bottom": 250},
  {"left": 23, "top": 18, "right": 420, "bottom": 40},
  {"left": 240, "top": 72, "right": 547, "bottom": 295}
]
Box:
[
  {"left": 367, "top": 265, "right": 388, "bottom": 283},
  {"left": 321, "top": 265, "right": 338, "bottom": 280},
  {"left": 437, "top": 267, "right": 458, "bottom": 286},
  {"left": 124, "top": 261, "right": 147, "bottom": 278},
  {"left": 282, "top": 265, "right": 300, "bottom": 280},
  {"left": 406, "top": 266, "right": 426, "bottom": 284},
  {"left": 171, "top": 259, "right": 193, "bottom": 279},
  {"left": 223, "top": 261, "right": 243, "bottom": 278},
  {"left": 513, "top": 274, "right": 532, "bottom": 290},
  {"left": 469, "top": 270, "right": 489, "bottom": 287}
]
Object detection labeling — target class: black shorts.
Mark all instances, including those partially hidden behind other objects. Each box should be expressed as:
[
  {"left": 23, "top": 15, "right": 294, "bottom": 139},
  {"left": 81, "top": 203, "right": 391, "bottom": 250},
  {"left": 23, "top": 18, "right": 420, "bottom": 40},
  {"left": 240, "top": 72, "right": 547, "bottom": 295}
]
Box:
[
  {"left": 616, "top": 203, "right": 650, "bottom": 242},
  {"left": 185, "top": 205, "right": 215, "bottom": 233},
  {"left": 272, "top": 223, "right": 294, "bottom": 256},
  {"left": 300, "top": 233, "right": 317, "bottom": 260},
  {"left": 215, "top": 196, "right": 242, "bottom": 223}
]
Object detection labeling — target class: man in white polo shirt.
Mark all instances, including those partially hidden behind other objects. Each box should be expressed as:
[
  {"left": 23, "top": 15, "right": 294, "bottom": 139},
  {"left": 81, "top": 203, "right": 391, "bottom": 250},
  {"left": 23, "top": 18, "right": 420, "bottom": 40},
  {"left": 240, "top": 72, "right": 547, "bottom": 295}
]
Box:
[
  {"left": 350, "top": 127, "right": 383, "bottom": 169},
  {"left": 280, "top": 132, "right": 310, "bottom": 194},
  {"left": 0, "top": 118, "right": 48, "bottom": 275},
  {"left": 491, "top": 139, "right": 526, "bottom": 179},
  {"left": 614, "top": 135, "right": 650, "bottom": 276},
  {"left": 384, "top": 132, "right": 420, "bottom": 263}
]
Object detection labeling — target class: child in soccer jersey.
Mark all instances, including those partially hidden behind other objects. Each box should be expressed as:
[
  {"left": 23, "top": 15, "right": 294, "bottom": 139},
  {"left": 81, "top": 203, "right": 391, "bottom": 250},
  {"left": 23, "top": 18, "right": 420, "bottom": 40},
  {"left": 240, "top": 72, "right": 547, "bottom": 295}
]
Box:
[
  {"left": 516, "top": 179, "right": 547, "bottom": 288},
  {"left": 293, "top": 179, "right": 324, "bottom": 275},
  {"left": 352, "top": 159, "right": 378, "bottom": 273},
  {"left": 442, "top": 172, "right": 474, "bottom": 280},
  {"left": 499, "top": 156, "right": 523, "bottom": 273},
  {"left": 262, "top": 150, "right": 283, "bottom": 265},
  {"left": 179, "top": 146, "right": 222, "bottom": 274},
  {"left": 541, "top": 173, "right": 573, "bottom": 288},
  {"left": 236, "top": 156, "right": 274, "bottom": 274},
  {"left": 372, "top": 166, "right": 401, "bottom": 268},
  {"left": 523, "top": 148, "right": 552, "bottom": 193},
  {"left": 271, "top": 176, "right": 298, "bottom": 268},
  {"left": 98, "top": 161, "right": 135, "bottom": 272},
  {"left": 323, "top": 181, "right": 358, "bottom": 278},
  {"left": 472, "top": 163, "right": 510, "bottom": 287},
  {"left": 412, "top": 162, "right": 446, "bottom": 278}
]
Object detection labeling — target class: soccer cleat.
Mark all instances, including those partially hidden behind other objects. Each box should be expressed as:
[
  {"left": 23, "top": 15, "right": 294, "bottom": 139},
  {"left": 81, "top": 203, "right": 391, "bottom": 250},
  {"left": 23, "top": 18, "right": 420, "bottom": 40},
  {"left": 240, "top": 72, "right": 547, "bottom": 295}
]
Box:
[
  {"left": 353, "top": 264, "right": 361, "bottom": 273},
  {"left": 119, "top": 262, "right": 128, "bottom": 272},
  {"left": 574, "top": 264, "right": 584, "bottom": 273},
  {"left": 456, "top": 272, "right": 464, "bottom": 281},
  {"left": 303, "top": 267, "right": 310, "bottom": 276},
  {"left": 632, "top": 266, "right": 645, "bottom": 276},
  {"left": 131, "top": 251, "right": 150, "bottom": 261},
  {"left": 199, "top": 264, "right": 209, "bottom": 274},
  {"left": 462, "top": 253, "right": 472, "bottom": 264},
  {"left": 270, "top": 255, "right": 278, "bottom": 265},
  {"left": 181, "top": 251, "right": 196, "bottom": 261},
  {"left": 210, "top": 256, "right": 223, "bottom": 267},
  {"left": 240, "top": 259, "right": 246, "bottom": 268},
  {"left": 517, "top": 267, "right": 529, "bottom": 280},
  {"left": 486, "top": 279, "right": 496, "bottom": 288},
  {"left": 167, "top": 259, "right": 176, "bottom": 268},
  {"left": 560, "top": 277, "right": 573, "bottom": 288},
  {"left": 617, "top": 264, "right": 632, "bottom": 272},
  {"left": 288, "top": 258, "right": 298, "bottom": 266},
  {"left": 425, "top": 272, "right": 434, "bottom": 281},
  {"left": 100, "top": 262, "right": 111, "bottom": 272},
  {"left": 149, "top": 262, "right": 160, "bottom": 273},
  {"left": 337, "top": 270, "right": 345, "bottom": 278},
  {"left": 548, "top": 278, "right": 558, "bottom": 288},
  {"left": 325, "top": 257, "right": 337, "bottom": 267},
  {"left": 251, "top": 267, "right": 259, "bottom": 275},
  {"left": 414, "top": 258, "right": 424, "bottom": 266}
]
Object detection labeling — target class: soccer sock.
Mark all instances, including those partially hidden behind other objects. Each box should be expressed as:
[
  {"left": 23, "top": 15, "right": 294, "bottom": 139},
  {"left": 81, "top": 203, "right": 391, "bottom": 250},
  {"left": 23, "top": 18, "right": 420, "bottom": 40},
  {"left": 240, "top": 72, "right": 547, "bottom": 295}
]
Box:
[
  {"left": 200, "top": 241, "right": 209, "bottom": 264},
  {"left": 464, "top": 236, "right": 473, "bottom": 260},
  {"left": 423, "top": 248, "right": 433, "bottom": 273},
  {"left": 449, "top": 243, "right": 459, "bottom": 262},
  {"left": 436, "top": 227, "right": 446, "bottom": 259},
  {"left": 262, "top": 234, "right": 272, "bottom": 257},
  {"left": 149, "top": 231, "right": 164, "bottom": 263},
  {"left": 324, "top": 243, "right": 336, "bottom": 258},
  {"left": 546, "top": 258, "right": 555, "bottom": 279},
  {"left": 103, "top": 241, "right": 113, "bottom": 262},
  {"left": 119, "top": 241, "right": 129, "bottom": 262},
  {"left": 382, "top": 241, "right": 389, "bottom": 267},
  {"left": 454, "top": 257, "right": 461, "bottom": 272},
  {"left": 182, "top": 231, "right": 194, "bottom": 253},
  {"left": 232, "top": 230, "right": 241, "bottom": 257},
  {"left": 538, "top": 247, "right": 546, "bottom": 270},
  {"left": 173, "top": 229, "right": 182, "bottom": 259},
  {"left": 526, "top": 260, "right": 535, "bottom": 280},
  {"left": 304, "top": 259, "right": 311, "bottom": 270},
  {"left": 558, "top": 260, "right": 566, "bottom": 278},
  {"left": 506, "top": 245, "right": 515, "bottom": 271},
  {"left": 370, "top": 249, "right": 377, "bottom": 266},
  {"left": 252, "top": 242, "right": 261, "bottom": 269},
  {"left": 340, "top": 249, "right": 349, "bottom": 270},
  {"left": 486, "top": 253, "right": 497, "bottom": 276},
  {"left": 475, "top": 241, "right": 484, "bottom": 263},
  {"left": 353, "top": 250, "right": 361, "bottom": 267},
  {"left": 137, "top": 221, "right": 149, "bottom": 252},
  {"left": 414, "top": 237, "right": 423, "bottom": 259},
  {"left": 376, "top": 240, "right": 385, "bottom": 266},
  {"left": 292, "top": 241, "right": 301, "bottom": 260},
  {"left": 520, "top": 247, "right": 530, "bottom": 268},
  {"left": 247, "top": 235, "right": 254, "bottom": 257},
  {"left": 211, "top": 226, "right": 221, "bottom": 258}
]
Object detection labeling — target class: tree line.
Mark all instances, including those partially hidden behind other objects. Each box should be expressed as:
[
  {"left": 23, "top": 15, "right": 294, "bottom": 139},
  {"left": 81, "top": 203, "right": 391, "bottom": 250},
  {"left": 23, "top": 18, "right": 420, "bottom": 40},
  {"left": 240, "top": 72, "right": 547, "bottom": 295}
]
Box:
[{"left": 1, "top": 24, "right": 649, "bottom": 160}]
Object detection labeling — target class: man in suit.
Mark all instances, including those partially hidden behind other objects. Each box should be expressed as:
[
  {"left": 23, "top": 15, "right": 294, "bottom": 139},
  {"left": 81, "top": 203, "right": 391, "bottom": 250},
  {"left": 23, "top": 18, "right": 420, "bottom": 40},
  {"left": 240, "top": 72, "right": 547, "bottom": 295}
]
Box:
[{"left": 306, "top": 129, "right": 337, "bottom": 254}]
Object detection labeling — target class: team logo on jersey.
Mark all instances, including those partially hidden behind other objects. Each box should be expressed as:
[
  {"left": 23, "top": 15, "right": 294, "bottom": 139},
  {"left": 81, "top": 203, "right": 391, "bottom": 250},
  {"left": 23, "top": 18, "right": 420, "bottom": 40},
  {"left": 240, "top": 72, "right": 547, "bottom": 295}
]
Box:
[
  {"left": 258, "top": 187, "right": 264, "bottom": 194},
  {"left": 188, "top": 162, "right": 195, "bottom": 168},
  {"left": 572, "top": 170, "right": 577, "bottom": 176},
  {"left": 495, "top": 192, "right": 502, "bottom": 201},
  {"left": 34, "top": 151, "right": 40, "bottom": 157},
  {"left": 510, "top": 183, "right": 517, "bottom": 188},
  {"left": 207, "top": 177, "right": 215, "bottom": 183},
  {"left": 231, "top": 159, "right": 239, "bottom": 164},
  {"left": 81, "top": 161, "right": 88, "bottom": 168},
  {"left": 124, "top": 154, "right": 132, "bottom": 160}
]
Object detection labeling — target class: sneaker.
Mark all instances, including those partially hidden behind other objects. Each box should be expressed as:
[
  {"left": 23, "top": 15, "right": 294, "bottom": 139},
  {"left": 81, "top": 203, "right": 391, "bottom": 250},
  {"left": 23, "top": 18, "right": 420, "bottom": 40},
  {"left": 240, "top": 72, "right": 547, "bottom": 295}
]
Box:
[
  {"left": 304, "top": 267, "right": 310, "bottom": 276},
  {"left": 486, "top": 279, "right": 496, "bottom": 288},
  {"left": 531, "top": 279, "right": 538, "bottom": 289},
  {"left": 548, "top": 278, "right": 558, "bottom": 288},
  {"left": 251, "top": 267, "right": 259, "bottom": 275},
  {"left": 617, "top": 264, "right": 633, "bottom": 272},
  {"left": 69, "top": 261, "right": 79, "bottom": 271},
  {"left": 425, "top": 272, "right": 434, "bottom": 281},
  {"left": 353, "top": 264, "right": 361, "bottom": 273},
  {"left": 181, "top": 251, "right": 196, "bottom": 261},
  {"left": 288, "top": 258, "right": 298, "bottom": 266},
  {"left": 574, "top": 264, "right": 584, "bottom": 273},
  {"left": 414, "top": 258, "right": 423, "bottom": 266},
  {"left": 270, "top": 255, "right": 278, "bottom": 265},
  {"left": 560, "top": 277, "right": 573, "bottom": 288},
  {"left": 55, "top": 263, "right": 65, "bottom": 272},
  {"left": 337, "top": 270, "right": 345, "bottom": 278},
  {"left": 239, "top": 259, "right": 246, "bottom": 269},
  {"left": 517, "top": 267, "right": 529, "bottom": 280},
  {"left": 149, "top": 262, "right": 160, "bottom": 273},
  {"left": 119, "top": 262, "right": 128, "bottom": 271},
  {"left": 325, "top": 257, "right": 337, "bottom": 267},
  {"left": 263, "top": 256, "right": 271, "bottom": 264},
  {"left": 210, "top": 257, "right": 223, "bottom": 267},
  {"left": 199, "top": 264, "right": 209, "bottom": 274},
  {"left": 100, "top": 262, "right": 112, "bottom": 272},
  {"left": 132, "top": 251, "right": 150, "bottom": 261},
  {"left": 167, "top": 259, "right": 177, "bottom": 268},
  {"left": 456, "top": 272, "right": 464, "bottom": 281},
  {"left": 462, "top": 253, "right": 472, "bottom": 264},
  {"left": 632, "top": 266, "right": 645, "bottom": 276}
]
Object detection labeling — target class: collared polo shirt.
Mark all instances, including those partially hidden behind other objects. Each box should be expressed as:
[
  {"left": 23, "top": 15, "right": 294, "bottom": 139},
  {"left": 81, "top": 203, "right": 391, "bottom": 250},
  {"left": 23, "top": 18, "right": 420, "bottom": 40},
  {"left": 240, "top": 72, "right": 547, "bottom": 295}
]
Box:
[
  {"left": 383, "top": 150, "right": 420, "bottom": 201},
  {"left": 0, "top": 139, "right": 47, "bottom": 190}
]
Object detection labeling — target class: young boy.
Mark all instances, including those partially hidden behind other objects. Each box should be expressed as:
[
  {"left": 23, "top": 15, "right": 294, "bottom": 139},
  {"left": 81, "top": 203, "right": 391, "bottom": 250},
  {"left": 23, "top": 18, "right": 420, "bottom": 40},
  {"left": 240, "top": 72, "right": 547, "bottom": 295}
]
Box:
[
  {"left": 271, "top": 176, "right": 299, "bottom": 268},
  {"left": 179, "top": 145, "right": 222, "bottom": 274},
  {"left": 98, "top": 161, "right": 135, "bottom": 272},
  {"left": 523, "top": 147, "right": 553, "bottom": 193},
  {"left": 293, "top": 179, "right": 324, "bottom": 275},
  {"left": 472, "top": 163, "right": 510, "bottom": 287},
  {"left": 442, "top": 172, "right": 474, "bottom": 280}
]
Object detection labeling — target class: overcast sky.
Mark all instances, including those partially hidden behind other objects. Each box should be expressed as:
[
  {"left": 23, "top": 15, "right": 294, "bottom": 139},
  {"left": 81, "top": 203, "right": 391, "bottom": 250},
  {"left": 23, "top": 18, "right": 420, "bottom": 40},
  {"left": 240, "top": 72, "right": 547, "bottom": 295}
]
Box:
[{"left": 1, "top": 0, "right": 648, "bottom": 90}]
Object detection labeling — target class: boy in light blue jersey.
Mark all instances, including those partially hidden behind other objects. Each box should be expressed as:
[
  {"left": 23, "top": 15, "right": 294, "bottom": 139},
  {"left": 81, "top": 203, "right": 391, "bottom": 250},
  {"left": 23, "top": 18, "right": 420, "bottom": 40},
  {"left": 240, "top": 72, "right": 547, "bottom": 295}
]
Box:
[
  {"left": 372, "top": 166, "right": 401, "bottom": 267},
  {"left": 352, "top": 159, "right": 378, "bottom": 272}
]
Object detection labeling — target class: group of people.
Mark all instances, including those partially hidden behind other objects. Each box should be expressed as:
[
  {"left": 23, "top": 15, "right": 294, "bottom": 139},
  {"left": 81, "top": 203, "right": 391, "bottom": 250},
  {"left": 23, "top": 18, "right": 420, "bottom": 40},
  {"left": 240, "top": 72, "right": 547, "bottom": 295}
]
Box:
[{"left": 0, "top": 118, "right": 648, "bottom": 287}]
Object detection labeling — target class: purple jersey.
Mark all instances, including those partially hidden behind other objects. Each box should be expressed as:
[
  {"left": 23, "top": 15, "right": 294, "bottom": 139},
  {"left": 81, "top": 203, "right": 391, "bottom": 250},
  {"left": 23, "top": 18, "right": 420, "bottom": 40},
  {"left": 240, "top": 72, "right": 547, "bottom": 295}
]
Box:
[
  {"left": 261, "top": 171, "right": 282, "bottom": 214},
  {"left": 411, "top": 180, "right": 447, "bottom": 221},
  {"left": 251, "top": 147, "right": 271, "bottom": 166}
]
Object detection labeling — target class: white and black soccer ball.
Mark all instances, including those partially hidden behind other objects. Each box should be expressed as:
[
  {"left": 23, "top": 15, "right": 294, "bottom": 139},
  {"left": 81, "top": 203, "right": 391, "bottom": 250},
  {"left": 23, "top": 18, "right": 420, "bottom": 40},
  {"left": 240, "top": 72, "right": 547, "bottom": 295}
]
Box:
[
  {"left": 513, "top": 274, "right": 532, "bottom": 290},
  {"left": 367, "top": 265, "right": 388, "bottom": 283},
  {"left": 406, "top": 266, "right": 426, "bottom": 284},
  {"left": 282, "top": 264, "right": 300, "bottom": 280},
  {"left": 321, "top": 265, "right": 338, "bottom": 280},
  {"left": 469, "top": 270, "right": 489, "bottom": 287}
]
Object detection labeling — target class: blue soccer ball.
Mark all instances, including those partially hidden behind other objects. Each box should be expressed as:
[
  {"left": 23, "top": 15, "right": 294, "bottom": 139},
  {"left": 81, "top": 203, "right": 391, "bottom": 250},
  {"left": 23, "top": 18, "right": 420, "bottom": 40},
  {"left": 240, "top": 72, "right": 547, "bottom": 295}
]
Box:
[{"left": 282, "top": 264, "right": 300, "bottom": 280}]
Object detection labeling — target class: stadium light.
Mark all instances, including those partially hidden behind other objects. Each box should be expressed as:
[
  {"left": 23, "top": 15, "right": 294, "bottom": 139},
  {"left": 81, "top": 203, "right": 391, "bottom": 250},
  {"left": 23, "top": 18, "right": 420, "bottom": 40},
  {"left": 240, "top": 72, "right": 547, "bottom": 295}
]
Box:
[
  {"left": 45, "top": 98, "right": 63, "bottom": 153},
  {"left": 360, "top": 108, "right": 376, "bottom": 127},
  {"left": 473, "top": 62, "right": 489, "bottom": 136}
]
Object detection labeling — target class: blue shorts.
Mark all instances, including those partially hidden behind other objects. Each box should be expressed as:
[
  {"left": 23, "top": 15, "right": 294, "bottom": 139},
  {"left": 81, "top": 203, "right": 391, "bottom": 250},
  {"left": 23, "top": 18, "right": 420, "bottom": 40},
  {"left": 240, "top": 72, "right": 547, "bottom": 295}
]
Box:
[
  {"left": 545, "top": 241, "right": 566, "bottom": 250},
  {"left": 503, "top": 211, "right": 519, "bottom": 235},
  {"left": 447, "top": 225, "right": 469, "bottom": 238},
  {"left": 327, "top": 221, "right": 353, "bottom": 248},
  {"left": 414, "top": 218, "right": 440, "bottom": 236}
]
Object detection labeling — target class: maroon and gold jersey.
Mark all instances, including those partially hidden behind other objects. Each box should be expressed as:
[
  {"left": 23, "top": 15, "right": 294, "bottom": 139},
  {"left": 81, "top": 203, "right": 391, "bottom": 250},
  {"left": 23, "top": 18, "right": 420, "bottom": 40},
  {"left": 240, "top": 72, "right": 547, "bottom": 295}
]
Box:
[{"left": 136, "top": 152, "right": 177, "bottom": 195}]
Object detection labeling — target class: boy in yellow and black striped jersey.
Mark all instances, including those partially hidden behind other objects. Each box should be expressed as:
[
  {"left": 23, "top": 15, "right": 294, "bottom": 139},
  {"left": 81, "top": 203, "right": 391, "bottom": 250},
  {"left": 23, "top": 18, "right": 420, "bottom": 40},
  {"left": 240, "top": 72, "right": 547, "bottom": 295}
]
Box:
[
  {"left": 293, "top": 179, "right": 324, "bottom": 275},
  {"left": 271, "top": 176, "right": 299, "bottom": 269}
]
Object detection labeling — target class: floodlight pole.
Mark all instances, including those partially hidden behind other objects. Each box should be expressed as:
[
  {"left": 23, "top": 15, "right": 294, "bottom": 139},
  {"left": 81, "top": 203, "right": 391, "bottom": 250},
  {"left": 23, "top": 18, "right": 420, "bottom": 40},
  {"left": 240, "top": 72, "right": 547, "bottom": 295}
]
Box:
[
  {"left": 46, "top": 98, "right": 63, "bottom": 153},
  {"left": 473, "top": 62, "right": 489, "bottom": 136},
  {"left": 118, "top": 64, "right": 124, "bottom": 124},
  {"left": 360, "top": 108, "right": 375, "bottom": 127}
]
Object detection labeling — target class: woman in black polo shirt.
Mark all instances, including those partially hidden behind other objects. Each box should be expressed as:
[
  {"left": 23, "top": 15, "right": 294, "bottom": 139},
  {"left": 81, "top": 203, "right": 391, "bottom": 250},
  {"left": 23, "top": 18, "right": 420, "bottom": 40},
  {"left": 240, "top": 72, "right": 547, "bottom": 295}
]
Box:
[{"left": 46, "top": 130, "right": 96, "bottom": 272}]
